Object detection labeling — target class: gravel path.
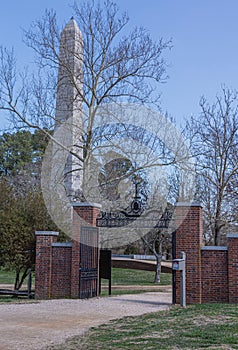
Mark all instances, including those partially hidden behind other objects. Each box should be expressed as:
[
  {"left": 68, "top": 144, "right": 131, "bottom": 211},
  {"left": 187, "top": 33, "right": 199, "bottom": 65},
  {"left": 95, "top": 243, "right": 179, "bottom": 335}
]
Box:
[{"left": 0, "top": 292, "right": 171, "bottom": 350}]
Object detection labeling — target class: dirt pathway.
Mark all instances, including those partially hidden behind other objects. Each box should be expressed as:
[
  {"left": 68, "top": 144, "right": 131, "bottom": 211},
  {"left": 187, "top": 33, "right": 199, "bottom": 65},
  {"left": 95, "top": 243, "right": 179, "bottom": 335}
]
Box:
[{"left": 0, "top": 292, "right": 171, "bottom": 350}]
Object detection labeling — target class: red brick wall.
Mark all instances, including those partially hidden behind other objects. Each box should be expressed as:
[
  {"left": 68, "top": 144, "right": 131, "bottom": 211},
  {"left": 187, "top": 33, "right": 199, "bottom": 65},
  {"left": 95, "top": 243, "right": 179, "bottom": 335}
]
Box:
[
  {"left": 201, "top": 247, "right": 228, "bottom": 303},
  {"left": 175, "top": 203, "right": 202, "bottom": 304},
  {"left": 174, "top": 204, "right": 238, "bottom": 304},
  {"left": 35, "top": 203, "right": 100, "bottom": 299},
  {"left": 35, "top": 231, "right": 59, "bottom": 299},
  {"left": 227, "top": 234, "right": 238, "bottom": 303},
  {"left": 51, "top": 244, "right": 72, "bottom": 298},
  {"left": 35, "top": 203, "right": 238, "bottom": 303}
]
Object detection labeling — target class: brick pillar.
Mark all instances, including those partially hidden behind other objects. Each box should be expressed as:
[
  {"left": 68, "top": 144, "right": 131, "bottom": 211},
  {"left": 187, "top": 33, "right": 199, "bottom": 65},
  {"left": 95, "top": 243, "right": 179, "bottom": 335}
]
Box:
[
  {"left": 71, "top": 202, "right": 101, "bottom": 298},
  {"left": 35, "top": 231, "right": 59, "bottom": 299},
  {"left": 73, "top": 202, "right": 101, "bottom": 226},
  {"left": 227, "top": 233, "right": 238, "bottom": 303},
  {"left": 175, "top": 203, "right": 202, "bottom": 304}
]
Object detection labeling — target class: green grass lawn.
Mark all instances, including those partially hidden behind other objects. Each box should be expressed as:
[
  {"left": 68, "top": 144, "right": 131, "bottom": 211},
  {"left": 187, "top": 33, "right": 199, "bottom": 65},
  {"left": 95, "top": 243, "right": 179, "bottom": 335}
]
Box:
[
  {"left": 0, "top": 267, "right": 35, "bottom": 286},
  {"left": 0, "top": 267, "right": 170, "bottom": 286},
  {"left": 48, "top": 303, "right": 238, "bottom": 350},
  {"left": 100, "top": 268, "right": 171, "bottom": 296},
  {"left": 110, "top": 268, "right": 171, "bottom": 286},
  {"left": 0, "top": 267, "right": 170, "bottom": 287},
  {"left": 0, "top": 268, "right": 16, "bottom": 284},
  {"left": 0, "top": 268, "right": 36, "bottom": 302}
]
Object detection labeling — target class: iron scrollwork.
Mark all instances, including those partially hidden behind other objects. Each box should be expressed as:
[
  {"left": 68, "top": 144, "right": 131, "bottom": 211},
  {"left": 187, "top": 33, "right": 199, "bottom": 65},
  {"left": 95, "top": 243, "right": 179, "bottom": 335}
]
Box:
[
  {"left": 96, "top": 180, "right": 173, "bottom": 228},
  {"left": 96, "top": 179, "right": 148, "bottom": 227}
]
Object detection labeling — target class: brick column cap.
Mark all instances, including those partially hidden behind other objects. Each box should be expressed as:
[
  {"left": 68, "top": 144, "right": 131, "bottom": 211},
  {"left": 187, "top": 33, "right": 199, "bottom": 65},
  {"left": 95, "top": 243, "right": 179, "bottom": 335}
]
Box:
[
  {"left": 227, "top": 233, "right": 238, "bottom": 238},
  {"left": 176, "top": 202, "right": 202, "bottom": 208},
  {"left": 52, "top": 242, "right": 72, "bottom": 247},
  {"left": 201, "top": 246, "right": 227, "bottom": 251},
  {"left": 72, "top": 202, "right": 102, "bottom": 209},
  {"left": 35, "top": 231, "right": 59, "bottom": 236}
]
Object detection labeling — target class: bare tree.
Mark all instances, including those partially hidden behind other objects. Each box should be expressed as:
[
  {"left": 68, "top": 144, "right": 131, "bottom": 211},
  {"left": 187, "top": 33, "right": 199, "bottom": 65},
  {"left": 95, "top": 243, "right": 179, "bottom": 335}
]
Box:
[
  {"left": 0, "top": 0, "right": 171, "bottom": 163},
  {"left": 186, "top": 87, "right": 238, "bottom": 245},
  {"left": 141, "top": 222, "right": 172, "bottom": 283}
]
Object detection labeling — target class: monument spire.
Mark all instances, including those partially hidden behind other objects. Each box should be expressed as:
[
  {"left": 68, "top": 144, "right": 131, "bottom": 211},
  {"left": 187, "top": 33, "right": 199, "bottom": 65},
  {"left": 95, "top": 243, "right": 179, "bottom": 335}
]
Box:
[
  {"left": 55, "top": 18, "right": 84, "bottom": 200},
  {"left": 55, "top": 17, "right": 83, "bottom": 124}
]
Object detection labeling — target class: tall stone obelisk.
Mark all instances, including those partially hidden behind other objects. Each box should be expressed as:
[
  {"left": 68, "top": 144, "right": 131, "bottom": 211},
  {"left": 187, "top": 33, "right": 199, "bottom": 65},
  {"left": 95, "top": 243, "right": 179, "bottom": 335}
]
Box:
[{"left": 55, "top": 17, "right": 84, "bottom": 200}]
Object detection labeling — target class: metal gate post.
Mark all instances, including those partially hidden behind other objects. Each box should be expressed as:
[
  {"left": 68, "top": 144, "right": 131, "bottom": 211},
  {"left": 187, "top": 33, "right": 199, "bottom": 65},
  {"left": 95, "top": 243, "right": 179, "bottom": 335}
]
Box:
[
  {"left": 180, "top": 251, "right": 186, "bottom": 307},
  {"left": 172, "top": 231, "right": 176, "bottom": 304},
  {"left": 172, "top": 250, "right": 186, "bottom": 307}
]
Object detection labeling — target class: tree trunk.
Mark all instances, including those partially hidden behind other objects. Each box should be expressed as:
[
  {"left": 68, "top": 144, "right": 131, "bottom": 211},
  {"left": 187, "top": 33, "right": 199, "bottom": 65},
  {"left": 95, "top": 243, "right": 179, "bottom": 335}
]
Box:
[
  {"left": 14, "top": 268, "right": 29, "bottom": 290},
  {"left": 214, "top": 225, "right": 221, "bottom": 246},
  {"left": 14, "top": 271, "right": 20, "bottom": 290},
  {"left": 154, "top": 253, "right": 162, "bottom": 283},
  {"left": 18, "top": 268, "right": 30, "bottom": 290}
]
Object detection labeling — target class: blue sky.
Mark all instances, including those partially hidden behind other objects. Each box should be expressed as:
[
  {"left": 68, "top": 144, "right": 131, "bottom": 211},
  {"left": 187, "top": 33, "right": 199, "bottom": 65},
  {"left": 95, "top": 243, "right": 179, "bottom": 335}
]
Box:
[{"left": 0, "top": 0, "right": 238, "bottom": 129}]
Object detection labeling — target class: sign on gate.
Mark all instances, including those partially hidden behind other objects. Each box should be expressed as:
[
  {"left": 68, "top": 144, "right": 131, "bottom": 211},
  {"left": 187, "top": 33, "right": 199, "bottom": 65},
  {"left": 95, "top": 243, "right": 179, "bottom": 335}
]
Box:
[{"left": 99, "top": 249, "right": 112, "bottom": 295}]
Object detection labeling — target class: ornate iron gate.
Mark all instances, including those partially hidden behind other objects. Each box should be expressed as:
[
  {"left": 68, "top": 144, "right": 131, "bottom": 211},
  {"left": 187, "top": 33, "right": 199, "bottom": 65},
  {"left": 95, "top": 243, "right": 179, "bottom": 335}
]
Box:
[{"left": 79, "top": 226, "right": 99, "bottom": 299}]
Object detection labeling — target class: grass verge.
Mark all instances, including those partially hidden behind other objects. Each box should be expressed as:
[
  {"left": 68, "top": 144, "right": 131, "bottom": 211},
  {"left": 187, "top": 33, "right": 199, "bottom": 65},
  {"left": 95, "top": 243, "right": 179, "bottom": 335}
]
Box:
[
  {"left": 48, "top": 303, "right": 238, "bottom": 350},
  {"left": 0, "top": 296, "right": 38, "bottom": 303},
  {"left": 109, "top": 268, "right": 171, "bottom": 286},
  {"left": 0, "top": 267, "right": 36, "bottom": 303},
  {"left": 100, "top": 269, "right": 171, "bottom": 296},
  {"left": 0, "top": 268, "right": 16, "bottom": 284}
]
